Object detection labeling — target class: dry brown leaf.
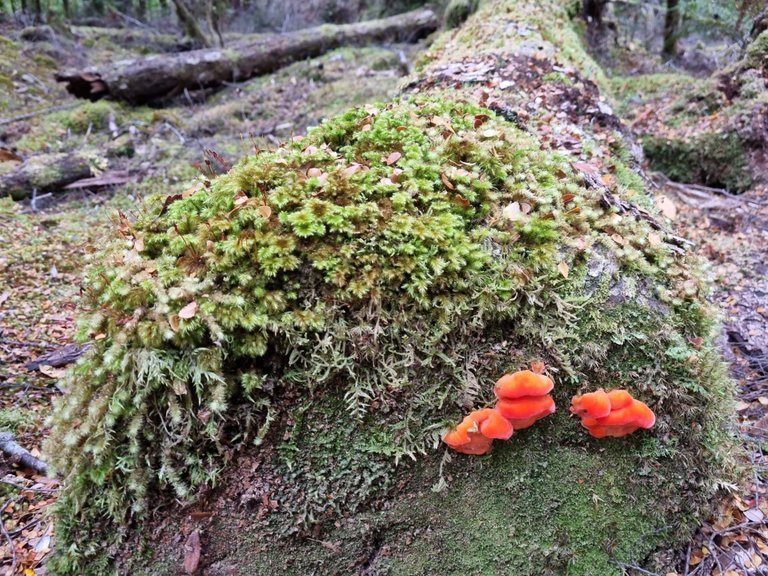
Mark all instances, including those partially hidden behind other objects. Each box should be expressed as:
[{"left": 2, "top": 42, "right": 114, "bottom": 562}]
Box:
[
  {"left": 183, "top": 529, "right": 201, "bottom": 574},
  {"left": 39, "top": 365, "right": 66, "bottom": 379},
  {"left": 385, "top": 152, "right": 402, "bottom": 166},
  {"left": 440, "top": 173, "right": 454, "bottom": 190},
  {"left": 169, "top": 314, "right": 180, "bottom": 332},
  {"left": 502, "top": 202, "right": 523, "bottom": 221},
  {"left": 657, "top": 195, "right": 678, "bottom": 220},
  {"left": 0, "top": 147, "right": 22, "bottom": 162},
  {"left": 178, "top": 302, "right": 198, "bottom": 320},
  {"left": 258, "top": 205, "right": 272, "bottom": 219},
  {"left": 648, "top": 232, "right": 662, "bottom": 248},
  {"left": 342, "top": 164, "right": 360, "bottom": 178},
  {"left": 473, "top": 114, "right": 490, "bottom": 129},
  {"left": 557, "top": 261, "right": 569, "bottom": 279},
  {"left": 234, "top": 191, "right": 249, "bottom": 207},
  {"left": 571, "top": 162, "right": 598, "bottom": 175}
]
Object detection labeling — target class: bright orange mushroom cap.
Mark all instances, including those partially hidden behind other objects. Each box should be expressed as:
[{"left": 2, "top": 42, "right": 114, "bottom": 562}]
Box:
[
  {"left": 607, "top": 389, "right": 634, "bottom": 411},
  {"left": 579, "top": 397, "right": 656, "bottom": 438},
  {"left": 570, "top": 389, "right": 610, "bottom": 418},
  {"left": 479, "top": 409, "right": 514, "bottom": 440},
  {"left": 596, "top": 400, "right": 655, "bottom": 429},
  {"left": 496, "top": 395, "right": 555, "bottom": 421},
  {"left": 442, "top": 408, "right": 513, "bottom": 454},
  {"left": 494, "top": 370, "right": 554, "bottom": 400}
]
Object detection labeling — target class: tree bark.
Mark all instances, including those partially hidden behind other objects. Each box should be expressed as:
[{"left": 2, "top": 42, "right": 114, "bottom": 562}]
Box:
[
  {"left": 0, "top": 433, "right": 49, "bottom": 476},
  {"left": 583, "top": 0, "right": 608, "bottom": 25},
  {"left": 663, "top": 0, "right": 681, "bottom": 58},
  {"left": 172, "top": 0, "right": 213, "bottom": 47},
  {"left": 54, "top": 8, "right": 439, "bottom": 104}
]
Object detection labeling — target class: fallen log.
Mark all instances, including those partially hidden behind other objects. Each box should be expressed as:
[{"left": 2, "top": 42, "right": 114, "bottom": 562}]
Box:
[
  {"left": 0, "top": 151, "right": 99, "bottom": 200},
  {"left": 55, "top": 8, "right": 438, "bottom": 104},
  {"left": 0, "top": 136, "right": 133, "bottom": 200}
]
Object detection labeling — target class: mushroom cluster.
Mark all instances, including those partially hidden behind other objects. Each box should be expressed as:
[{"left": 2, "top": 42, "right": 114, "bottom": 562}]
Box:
[
  {"left": 442, "top": 365, "right": 556, "bottom": 455},
  {"left": 570, "top": 389, "right": 655, "bottom": 438}
]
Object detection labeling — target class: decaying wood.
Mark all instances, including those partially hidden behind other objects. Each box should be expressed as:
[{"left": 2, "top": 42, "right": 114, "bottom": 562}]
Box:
[
  {"left": 25, "top": 343, "right": 90, "bottom": 371},
  {"left": 55, "top": 8, "right": 438, "bottom": 104},
  {"left": 0, "top": 151, "right": 98, "bottom": 200},
  {"left": 0, "top": 136, "right": 134, "bottom": 200},
  {"left": 0, "top": 433, "right": 49, "bottom": 476}
]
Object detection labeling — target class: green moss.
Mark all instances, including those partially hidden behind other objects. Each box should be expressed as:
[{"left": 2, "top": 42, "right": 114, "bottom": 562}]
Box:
[
  {"left": 745, "top": 30, "right": 768, "bottom": 70},
  {"left": 0, "top": 407, "right": 37, "bottom": 433},
  {"left": 444, "top": 0, "right": 477, "bottom": 29},
  {"left": 642, "top": 133, "right": 752, "bottom": 192},
  {"left": 45, "top": 92, "right": 736, "bottom": 574},
  {"left": 51, "top": 101, "right": 117, "bottom": 133},
  {"left": 542, "top": 71, "right": 574, "bottom": 85}
]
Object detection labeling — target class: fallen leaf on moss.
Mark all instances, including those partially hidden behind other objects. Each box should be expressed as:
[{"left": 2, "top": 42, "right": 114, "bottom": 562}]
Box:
[
  {"left": 178, "top": 302, "right": 197, "bottom": 319},
  {"left": 385, "top": 152, "right": 401, "bottom": 165}
]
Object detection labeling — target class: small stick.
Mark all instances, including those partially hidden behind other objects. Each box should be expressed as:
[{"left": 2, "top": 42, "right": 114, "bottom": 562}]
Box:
[
  {"left": 0, "top": 103, "right": 79, "bottom": 127},
  {"left": 0, "top": 433, "right": 49, "bottom": 476},
  {"left": 0, "top": 499, "right": 17, "bottom": 574}
]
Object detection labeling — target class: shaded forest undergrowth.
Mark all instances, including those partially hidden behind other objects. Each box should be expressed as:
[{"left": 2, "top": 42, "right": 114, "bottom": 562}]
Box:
[{"left": 0, "top": 7, "right": 767, "bottom": 576}]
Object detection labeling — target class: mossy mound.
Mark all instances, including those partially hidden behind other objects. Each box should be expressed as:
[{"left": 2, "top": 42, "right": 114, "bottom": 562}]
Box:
[
  {"left": 443, "top": 0, "right": 478, "bottom": 29},
  {"left": 642, "top": 132, "right": 752, "bottom": 192},
  {"left": 46, "top": 94, "right": 735, "bottom": 574}
]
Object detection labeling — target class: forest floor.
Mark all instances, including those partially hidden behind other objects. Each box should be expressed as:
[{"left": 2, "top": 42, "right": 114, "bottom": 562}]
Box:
[{"left": 0, "top": 18, "right": 767, "bottom": 576}]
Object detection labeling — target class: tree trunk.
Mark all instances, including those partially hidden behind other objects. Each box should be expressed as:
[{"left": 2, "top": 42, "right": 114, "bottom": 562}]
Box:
[
  {"left": 54, "top": 8, "right": 439, "bottom": 104},
  {"left": 583, "top": 0, "right": 608, "bottom": 25},
  {"left": 172, "top": 0, "right": 213, "bottom": 47},
  {"left": 663, "top": 0, "right": 681, "bottom": 58}
]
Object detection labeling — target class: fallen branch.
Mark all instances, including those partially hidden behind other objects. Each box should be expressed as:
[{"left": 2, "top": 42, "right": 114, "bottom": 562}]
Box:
[
  {"left": 0, "top": 433, "right": 49, "bottom": 476},
  {"left": 0, "top": 103, "right": 80, "bottom": 127},
  {"left": 25, "top": 343, "right": 90, "bottom": 371},
  {"left": 55, "top": 8, "right": 439, "bottom": 104},
  {"left": 0, "top": 499, "right": 17, "bottom": 574}
]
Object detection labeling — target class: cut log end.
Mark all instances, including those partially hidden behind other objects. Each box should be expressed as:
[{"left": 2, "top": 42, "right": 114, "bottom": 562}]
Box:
[{"left": 54, "top": 71, "right": 110, "bottom": 101}]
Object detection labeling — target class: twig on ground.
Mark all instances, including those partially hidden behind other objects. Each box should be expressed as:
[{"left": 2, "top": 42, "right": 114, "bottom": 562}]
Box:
[
  {"left": 612, "top": 560, "right": 661, "bottom": 576},
  {"left": 0, "top": 477, "right": 58, "bottom": 494},
  {"left": 0, "top": 499, "right": 18, "bottom": 574},
  {"left": 0, "top": 433, "right": 49, "bottom": 476},
  {"left": 0, "top": 338, "right": 56, "bottom": 349},
  {"left": 0, "top": 103, "right": 79, "bottom": 127}
]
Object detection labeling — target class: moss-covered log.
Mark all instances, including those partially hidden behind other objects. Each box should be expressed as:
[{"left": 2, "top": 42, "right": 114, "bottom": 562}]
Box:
[
  {"left": 0, "top": 128, "right": 132, "bottom": 200},
  {"left": 54, "top": 8, "right": 438, "bottom": 104},
  {"left": 0, "top": 150, "right": 101, "bottom": 200},
  {"left": 45, "top": 1, "right": 738, "bottom": 575}
]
